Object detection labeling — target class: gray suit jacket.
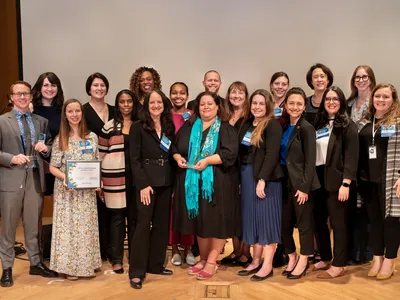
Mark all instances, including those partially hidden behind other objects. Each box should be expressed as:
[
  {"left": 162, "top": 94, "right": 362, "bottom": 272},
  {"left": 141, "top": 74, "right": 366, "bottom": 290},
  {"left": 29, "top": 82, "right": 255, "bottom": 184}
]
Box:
[{"left": 0, "top": 111, "right": 51, "bottom": 193}]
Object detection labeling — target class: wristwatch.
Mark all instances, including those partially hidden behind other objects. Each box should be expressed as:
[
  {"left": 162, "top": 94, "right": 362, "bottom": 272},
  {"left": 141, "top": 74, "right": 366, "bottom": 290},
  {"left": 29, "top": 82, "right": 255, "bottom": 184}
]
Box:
[{"left": 342, "top": 182, "right": 350, "bottom": 188}]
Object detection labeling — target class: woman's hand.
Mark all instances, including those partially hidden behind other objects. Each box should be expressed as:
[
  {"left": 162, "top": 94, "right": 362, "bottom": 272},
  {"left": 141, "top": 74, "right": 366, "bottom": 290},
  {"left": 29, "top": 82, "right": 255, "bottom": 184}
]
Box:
[
  {"left": 256, "top": 179, "right": 266, "bottom": 199},
  {"left": 194, "top": 158, "right": 209, "bottom": 171},
  {"left": 140, "top": 186, "right": 154, "bottom": 205},
  {"left": 394, "top": 179, "right": 400, "bottom": 197},
  {"left": 176, "top": 157, "right": 188, "bottom": 169},
  {"left": 338, "top": 186, "right": 350, "bottom": 201},
  {"left": 63, "top": 177, "right": 75, "bottom": 193},
  {"left": 295, "top": 190, "right": 308, "bottom": 205},
  {"left": 96, "top": 188, "right": 104, "bottom": 201}
]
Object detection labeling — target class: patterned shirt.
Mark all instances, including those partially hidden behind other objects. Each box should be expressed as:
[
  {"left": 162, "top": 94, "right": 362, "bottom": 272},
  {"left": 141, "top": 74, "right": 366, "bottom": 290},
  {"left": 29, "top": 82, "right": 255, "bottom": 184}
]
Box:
[{"left": 13, "top": 109, "right": 36, "bottom": 153}]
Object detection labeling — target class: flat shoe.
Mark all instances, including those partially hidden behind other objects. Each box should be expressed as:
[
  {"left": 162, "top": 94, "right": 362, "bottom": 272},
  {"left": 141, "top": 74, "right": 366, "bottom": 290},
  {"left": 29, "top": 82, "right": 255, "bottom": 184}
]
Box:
[
  {"left": 233, "top": 256, "right": 253, "bottom": 267},
  {"left": 317, "top": 268, "right": 346, "bottom": 279},
  {"left": 220, "top": 255, "right": 240, "bottom": 265},
  {"left": 188, "top": 265, "right": 204, "bottom": 275},
  {"left": 312, "top": 263, "right": 331, "bottom": 271},
  {"left": 66, "top": 275, "right": 79, "bottom": 281},
  {"left": 113, "top": 268, "right": 124, "bottom": 274},
  {"left": 185, "top": 253, "right": 196, "bottom": 266},
  {"left": 130, "top": 278, "right": 143, "bottom": 289},
  {"left": 171, "top": 253, "right": 182, "bottom": 266},
  {"left": 250, "top": 269, "right": 273, "bottom": 281},
  {"left": 196, "top": 265, "right": 218, "bottom": 280},
  {"left": 237, "top": 265, "right": 261, "bottom": 276}
]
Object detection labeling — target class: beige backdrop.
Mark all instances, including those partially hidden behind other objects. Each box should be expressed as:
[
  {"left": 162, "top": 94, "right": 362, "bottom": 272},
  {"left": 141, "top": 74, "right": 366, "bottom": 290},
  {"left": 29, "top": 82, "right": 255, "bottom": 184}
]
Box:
[{"left": 20, "top": 0, "right": 400, "bottom": 103}]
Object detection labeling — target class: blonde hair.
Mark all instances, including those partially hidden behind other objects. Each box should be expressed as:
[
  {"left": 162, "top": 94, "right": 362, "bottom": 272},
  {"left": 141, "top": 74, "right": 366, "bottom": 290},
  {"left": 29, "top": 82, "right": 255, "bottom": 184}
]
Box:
[
  {"left": 250, "top": 89, "right": 275, "bottom": 147},
  {"left": 363, "top": 83, "right": 400, "bottom": 127}
]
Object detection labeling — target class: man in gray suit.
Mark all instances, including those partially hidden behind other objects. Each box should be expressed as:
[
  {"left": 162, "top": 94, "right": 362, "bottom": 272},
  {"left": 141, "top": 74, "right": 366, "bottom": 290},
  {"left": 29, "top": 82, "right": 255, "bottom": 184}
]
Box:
[{"left": 0, "top": 81, "right": 58, "bottom": 287}]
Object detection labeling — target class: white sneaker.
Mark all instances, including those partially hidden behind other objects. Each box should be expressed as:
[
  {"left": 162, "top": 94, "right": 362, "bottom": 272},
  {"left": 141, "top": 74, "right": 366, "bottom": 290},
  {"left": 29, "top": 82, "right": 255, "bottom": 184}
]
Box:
[
  {"left": 185, "top": 253, "right": 196, "bottom": 266},
  {"left": 171, "top": 253, "right": 182, "bottom": 266}
]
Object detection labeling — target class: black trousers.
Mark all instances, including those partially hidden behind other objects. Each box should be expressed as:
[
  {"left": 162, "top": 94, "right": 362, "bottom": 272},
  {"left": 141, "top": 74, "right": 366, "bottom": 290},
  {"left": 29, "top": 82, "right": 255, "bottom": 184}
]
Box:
[
  {"left": 97, "top": 197, "right": 112, "bottom": 261},
  {"left": 347, "top": 189, "right": 372, "bottom": 263},
  {"left": 109, "top": 185, "right": 137, "bottom": 265},
  {"left": 129, "top": 186, "right": 172, "bottom": 279},
  {"left": 359, "top": 180, "right": 400, "bottom": 259},
  {"left": 281, "top": 168, "right": 314, "bottom": 256},
  {"left": 313, "top": 166, "right": 348, "bottom": 267}
]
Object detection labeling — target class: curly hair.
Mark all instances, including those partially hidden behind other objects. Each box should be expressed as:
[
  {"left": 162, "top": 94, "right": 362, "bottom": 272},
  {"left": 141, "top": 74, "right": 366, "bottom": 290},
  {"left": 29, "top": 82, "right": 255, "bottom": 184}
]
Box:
[
  {"left": 129, "top": 66, "right": 162, "bottom": 101},
  {"left": 315, "top": 86, "right": 350, "bottom": 130},
  {"left": 138, "top": 89, "right": 175, "bottom": 138},
  {"left": 31, "top": 72, "right": 64, "bottom": 110}
]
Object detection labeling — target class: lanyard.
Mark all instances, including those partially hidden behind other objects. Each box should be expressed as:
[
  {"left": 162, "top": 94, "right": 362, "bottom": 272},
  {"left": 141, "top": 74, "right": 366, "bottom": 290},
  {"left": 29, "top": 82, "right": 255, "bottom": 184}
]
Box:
[{"left": 372, "top": 117, "right": 379, "bottom": 145}]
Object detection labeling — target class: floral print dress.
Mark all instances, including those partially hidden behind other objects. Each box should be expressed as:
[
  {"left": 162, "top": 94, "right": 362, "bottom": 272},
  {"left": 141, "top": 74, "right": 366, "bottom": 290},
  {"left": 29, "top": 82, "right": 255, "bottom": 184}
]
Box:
[{"left": 49, "top": 132, "right": 101, "bottom": 277}]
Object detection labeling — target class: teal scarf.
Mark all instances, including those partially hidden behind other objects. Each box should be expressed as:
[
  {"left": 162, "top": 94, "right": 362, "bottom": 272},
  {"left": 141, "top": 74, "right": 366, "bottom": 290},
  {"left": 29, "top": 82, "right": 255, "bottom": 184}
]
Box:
[{"left": 185, "top": 117, "right": 221, "bottom": 219}]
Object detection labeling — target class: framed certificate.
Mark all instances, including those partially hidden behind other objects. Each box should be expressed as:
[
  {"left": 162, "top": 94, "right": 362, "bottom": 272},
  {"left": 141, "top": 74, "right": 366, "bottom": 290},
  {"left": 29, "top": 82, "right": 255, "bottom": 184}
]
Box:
[{"left": 66, "top": 160, "right": 101, "bottom": 189}]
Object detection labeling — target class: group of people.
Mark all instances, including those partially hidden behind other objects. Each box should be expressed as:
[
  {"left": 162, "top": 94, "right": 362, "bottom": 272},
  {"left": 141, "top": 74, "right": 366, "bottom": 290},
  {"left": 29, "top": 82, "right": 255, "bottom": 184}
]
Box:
[{"left": 0, "top": 64, "right": 399, "bottom": 290}]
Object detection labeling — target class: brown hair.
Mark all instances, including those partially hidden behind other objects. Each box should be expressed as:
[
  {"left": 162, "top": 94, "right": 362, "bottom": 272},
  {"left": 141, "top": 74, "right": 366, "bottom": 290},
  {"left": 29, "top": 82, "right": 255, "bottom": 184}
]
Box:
[
  {"left": 10, "top": 80, "right": 31, "bottom": 94},
  {"left": 58, "top": 99, "right": 89, "bottom": 151},
  {"left": 348, "top": 65, "right": 376, "bottom": 101},
  {"left": 223, "top": 81, "right": 250, "bottom": 125},
  {"left": 249, "top": 89, "right": 275, "bottom": 147},
  {"left": 269, "top": 71, "right": 290, "bottom": 96},
  {"left": 363, "top": 83, "right": 400, "bottom": 127}
]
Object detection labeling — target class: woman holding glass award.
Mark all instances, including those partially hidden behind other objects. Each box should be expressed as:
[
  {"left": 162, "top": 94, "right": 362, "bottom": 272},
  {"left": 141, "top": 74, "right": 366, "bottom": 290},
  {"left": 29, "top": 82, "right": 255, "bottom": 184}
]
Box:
[
  {"left": 49, "top": 99, "right": 101, "bottom": 280},
  {"left": 172, "top": 92, "right": 239, "bottom": 280}
]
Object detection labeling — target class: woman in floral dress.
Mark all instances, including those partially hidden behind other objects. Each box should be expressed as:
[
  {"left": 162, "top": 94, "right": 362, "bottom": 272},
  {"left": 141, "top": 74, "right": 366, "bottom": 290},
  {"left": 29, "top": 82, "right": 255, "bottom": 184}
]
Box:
[{"left": 49, "top": 99, "right": 101, "bottom": 280}]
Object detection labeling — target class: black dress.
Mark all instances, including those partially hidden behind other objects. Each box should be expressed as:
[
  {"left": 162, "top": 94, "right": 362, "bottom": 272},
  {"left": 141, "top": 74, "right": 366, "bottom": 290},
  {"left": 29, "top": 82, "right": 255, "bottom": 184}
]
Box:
[
  {"left": 83, "top": 103, "right": 116, "bottom": 136},
  {"left": 33, "top": 105, "right": 62, "bottom": 195},
  {"left": 172, "top": 121, "right": 240, "bottom": 239}
]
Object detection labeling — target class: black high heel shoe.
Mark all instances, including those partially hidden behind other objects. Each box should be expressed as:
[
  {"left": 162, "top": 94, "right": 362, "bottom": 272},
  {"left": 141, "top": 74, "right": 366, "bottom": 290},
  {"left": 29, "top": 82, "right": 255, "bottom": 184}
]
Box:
[{"left": 287, "top": 262, "right": 309, "bottom": 280}]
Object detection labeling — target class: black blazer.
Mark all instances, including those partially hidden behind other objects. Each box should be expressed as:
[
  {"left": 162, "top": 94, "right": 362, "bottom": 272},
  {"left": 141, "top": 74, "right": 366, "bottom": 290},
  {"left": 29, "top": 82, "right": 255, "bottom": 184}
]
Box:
[
  {"left": 285, "top": 117, "right": 320, "bottom": 193},
  {"left": 129, "top": 121, "right": 173, "bottom": 190},
  {"left": 322, "top": 120, "right": 359, "bottom": 192},
  {"left": 239, "top": 119, "right": 284, "bottom": 181}
]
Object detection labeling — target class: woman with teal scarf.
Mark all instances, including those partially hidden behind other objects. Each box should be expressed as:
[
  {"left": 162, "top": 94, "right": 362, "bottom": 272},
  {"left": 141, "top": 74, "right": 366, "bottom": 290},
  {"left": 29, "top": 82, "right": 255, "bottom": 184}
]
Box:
[{"left": 172, "top": 92, "right": 240, "bottom": 280}]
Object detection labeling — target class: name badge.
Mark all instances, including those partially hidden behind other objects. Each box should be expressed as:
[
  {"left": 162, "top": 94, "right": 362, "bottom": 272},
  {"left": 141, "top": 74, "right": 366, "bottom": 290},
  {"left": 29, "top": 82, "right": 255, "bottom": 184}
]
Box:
[
  {"left": 317, "top": 127, "right": 330, "bottom": 139},
  {"left": 182, "top": 111, "right": 191, "bottom": 121},
  {"left": 274, "top": 107, "right": 283, "bottom": 119},
  {"left": 38, "top": 133, "right": 46, "bottom": 143},
  {"left": 160, "top": 135, "right": 171, "bottom": 152},
  {"left": 241, "top": 131, "right": 252, "bottom": 146},
  {"left": 381, "top": 125, "right": 395, "bottom": 137},
  {"left": 369, "top": 145, "right": 377, "bottom": 159},
  {"left": 79, "top": 140, "right": 94, "bottom": 154}
]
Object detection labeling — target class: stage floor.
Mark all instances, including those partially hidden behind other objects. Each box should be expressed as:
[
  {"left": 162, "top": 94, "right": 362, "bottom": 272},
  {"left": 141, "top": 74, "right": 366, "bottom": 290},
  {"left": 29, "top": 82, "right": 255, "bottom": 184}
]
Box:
[{"left": 0, "top": 218, "right": 399, "bottom": 300}]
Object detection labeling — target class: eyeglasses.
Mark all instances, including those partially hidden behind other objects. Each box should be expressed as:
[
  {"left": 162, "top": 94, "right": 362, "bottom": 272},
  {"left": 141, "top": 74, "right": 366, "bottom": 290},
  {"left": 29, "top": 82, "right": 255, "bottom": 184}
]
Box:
[
  {"left": 325, "top": 97, "right": 340, "bottom": 103},
  {"left": 12, "top": 92, "right": 31, "bottom": 98},
  {"left": 354, "top": 75, "right": 369, "bottom": 82}
]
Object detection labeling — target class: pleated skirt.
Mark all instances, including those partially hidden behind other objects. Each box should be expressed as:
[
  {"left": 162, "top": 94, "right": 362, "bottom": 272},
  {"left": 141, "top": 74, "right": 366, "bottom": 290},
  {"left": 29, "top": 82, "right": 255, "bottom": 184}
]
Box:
[{"left": 240, "top": 164, "right": 282, "bottom": 246}]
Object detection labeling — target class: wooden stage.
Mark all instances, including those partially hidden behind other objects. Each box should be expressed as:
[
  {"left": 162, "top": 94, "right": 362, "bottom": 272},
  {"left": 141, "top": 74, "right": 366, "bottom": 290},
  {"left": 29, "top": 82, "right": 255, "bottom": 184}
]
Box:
[{"left": 0, "top": 218, "right": 399, "bottom": 300}]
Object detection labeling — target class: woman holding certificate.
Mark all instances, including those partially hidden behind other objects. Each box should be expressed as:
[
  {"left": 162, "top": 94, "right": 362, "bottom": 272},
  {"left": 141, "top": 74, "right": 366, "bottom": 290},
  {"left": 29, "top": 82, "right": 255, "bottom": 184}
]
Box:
[
  {"left": 49, "top": 99, "right": 101, "bottom": 280},
  {"left": 128, "top": 90, "right": 175, "bottom": 289},
  {"left": 172, "top": 92, "right": 239, "bottom": 280}
]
